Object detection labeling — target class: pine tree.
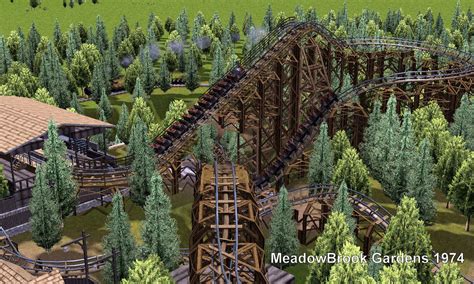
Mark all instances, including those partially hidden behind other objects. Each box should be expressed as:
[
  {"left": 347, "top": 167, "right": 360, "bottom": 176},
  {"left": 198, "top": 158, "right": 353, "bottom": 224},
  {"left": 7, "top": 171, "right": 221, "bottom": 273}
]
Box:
[
  {"left": 117, "top": 103, "right": 130, "bottom": 144},
  {"left": 102, "top": 193, "right": 136, "bottom": 282},
  {"left": 327, "top": 242, "right": 375, "bottom": 283},
  {"left": 141, "top": 173, "right": 181, "bottom": 269},
  {"left": 95, "top": 15, "right": 108, "bottom": 54},
  {"left": 434, "top": 263, "right": 464, "bottom": 283},
  {"left": 69, "top": 92, "right": 83, "bottom": 114},
  {"left": 448, "top": 152, "right": 474, "bottom": 231},
  {"left": 29, "top": 165, "right": 63, "bottom": 251},
  {"left": 367, "top": 244, "right": 383, "bottom": 281},
  {"left": 158, "top": 56, "right": 171, "bottom": 92},
  {"left": 105, "top": 40, "right": 120, "bottom": 80},
  {"left": 43, "top": 121, "right": 77, "bottom": 218},
  {"left": 122, "top": 255, "right": 172, "bottom": 284},
  {"left": 331, "top": 130, "right": 351, "bottom": 164},
  {"left": 140, "top": 47, "right": 157, "bottom": 95},
  {"left": 175, "top": 8, "right": 189, "bottom": 41},
  {"left": 267, "top": 186, "right": 299, "bottom": 269},
  {"left": 384, "top": 109, "right": 416, "bottom": 203},
  {"left": 242, "top": 13, "right": 254, "bottom": 36},
  {"left": 382, "top": 196, "right": 433, "bottom": 282},
  {"left": 263, "top": 5, "right": 274, "bottom": 32},
  {"left": 209, "top": 43, "right": 225, "bottom": 85},
  {"left": 160, "top": 100, "right": 187, "bottom": 132},
  {"left": 193, "top": 124, "right": 214, "bottom": 163},
  {"left": 27, "top": 23, "right": 41, "bottom": 69},
  {"left": 332, "top": 181, "right": 356, "bottom": 233},
  {"left": 307, "top": 212, "right": 353, "bottom": 283},
  {"left": 98, "top": 89, "right": 112, "bottom": 120},
  {"left": 407, "top": 139, "right": 436, "bottom": 223},
  {"left": 450, "top": 94, "right": 473, "bottom": 150},
  {"left": 308, "top": 122, "right": 334, "bottom": 185},
  {"left": 361, "top": 100, "right": 383, "bottom": 170},
  {"left": 185, "top": 50, "right": 200, "bottom": 92},
  {"left": 378, "top": 258, "right": 419, "bottom": 283},
  {"left": 451, "top": 0, "right": 461, "bottom": 30},
  {"left": 132, "top": 77, "right": 146, "bottom": 100},
  {"left": 91, "top": 61, "right": 109, "bottom": 103},
  {"left": 333, "top": 148, "right": 371, "bottom": 195},
  {"left": 0, "top": 36, "right": 12, "bottom": 75},
  {"left": 129, "top": 118, "right": 156, "bottom": 205},
  {"left": 435, "top": 136, "right": 468, "bottom": 207},
  {"left": 127, "top": 97, "right": 154, "bottom": 135}
]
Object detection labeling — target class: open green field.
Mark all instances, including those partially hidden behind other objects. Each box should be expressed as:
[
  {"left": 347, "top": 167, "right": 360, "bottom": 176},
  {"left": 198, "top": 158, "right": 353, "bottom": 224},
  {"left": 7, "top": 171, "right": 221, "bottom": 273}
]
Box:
[{"left": 0, "top": 0, "right": 469, "bottom": 35}]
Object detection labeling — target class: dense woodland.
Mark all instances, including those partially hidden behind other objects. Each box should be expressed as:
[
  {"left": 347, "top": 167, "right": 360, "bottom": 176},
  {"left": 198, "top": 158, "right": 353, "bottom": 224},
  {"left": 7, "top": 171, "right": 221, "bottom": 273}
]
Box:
[{"left": 0, "top": 2, "right": 473, "bottom": 283}]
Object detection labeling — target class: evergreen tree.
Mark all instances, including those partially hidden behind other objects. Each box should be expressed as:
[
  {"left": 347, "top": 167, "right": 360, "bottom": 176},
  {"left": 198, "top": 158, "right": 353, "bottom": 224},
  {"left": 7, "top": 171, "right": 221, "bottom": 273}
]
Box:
[
  {"left": 95, "top": 15, "right": 108, "bottom": 54},
  {"left": 69, "top": 92, "right": 83, "bottom": 114},
  {"left": 27, "top": 23, "right": 41, "bottom": 69},
  {"left": 209, "top": 43, "right": 225, "bottom": 84},
  {"left": 361, "top": 99, "right": 383, "bottom": 170},
  {"left": 43, "top": 121, "right": 77, "bottom": 218},
  {"left": 448, "top": 152, "right": 474, "bottom": 231},
  {"left": 124, "top": 59, "right": 143, "bottom": 94},
  {"left": 228, "top": 11, "right": 237, "bottom": 29},
  {"left": 333, "top": 148, "right": 371, "bottom": 195},
  {"left": 434, "top": 263, "right": 464, "bottom": 284},
  {"left": 132, "top": 77, "right": 146, "bottom": 100},
  {"left": 117, "top": 103, "right": 130, "bottom": 144},
  {"left": 451, "top": 0, "right": 461, "bottom": 30},
  {"left": 175, "top": 8, "right": 189, "bottom": 41},
  {"left": 91, "top": 61, "right": 109, "bottom": 102},
  {"left": 407, "top": 139, "right": 436, "bottom": 223},
  {"left": 331, "top": 130, "right": 351, "bottom": 164},
  {"left": 140, "top": 47, "right": 157, "bottom": 95},
  {"left": 127, "top": 97, "right": 154, "bottom": 134},
  {"left": 52, "top": 20, "right": 62, "bottom": 53},
  {"left": 98, "top": 89, "right": 112, "bottom": 120},
  {"left": 327, "top": 242, "right": 375, "bottom": 283},
  {"left": 379, "top": 258, "right": 419, "bottom": 283},
  {"left": 332, "top": 181, "right": 356, "bottom": 233},
  {"left": 308, "top": 122, "right": 333, "bottom": 185},
  {"left": 185, "top": 50, "right": 200, "bottom": 92},
  {"left": 160, "top": 100, "right": 188, "bottom": 132},
  {"left": 450, "top": 94, "right": 473, "bottom": 150},
  {"left": 102, "top": 193, "right": 136, "bottom": 283},
  {"left": 147, "top": 13, "right": 164, "bottom": 41},
  {"left": 129, "top": 118, "right": 156, "bottom": 205},
  {"left": 0, "top": 165, "right": 9, "bottom": 198},
  {"left": 158, "top": 56, "right": 171, "bottom": 92},
  {"left": 141, "top": 173, "right": 181, "bottom": 269},
  {"left": 367, "top": 244, "right": 383, "bottom": 281},
  {"left": 70, "top": 51, "right": 91, "bottom": 96},
  {"left": 267, "top": 186, "right": 299, "bottom": 269},
  {"left": 384, "top": 110, "right": 416, "bottom": 202},
  {"left": 105, "top": 40, "right": 120, "bottom": 80},
  {"left": 0, "top": 36, "right": 12, "bottom": 75},
  {"left": 242, "top": 13, "right": 254, "bottom": 36},
  {"left": 122, "top": 255, "right": 172, "bottom": 284},
  {"left": 193, "top": 124, "right": 214, "bottom": 163},
  {"left": 307, "top": 212, "right": 353, "bottom": 283},
  {"left": 263, "top": 5, "right": 274, "bottom": 32},
  {"left": 435, "top": 136, "right": 468, "bottom": 206},
  {"left": 382, "top": 196, "right": 433, "bottom": 282},
  {"left": 29, "top": 165, "right": 63, "bottom": 251}
]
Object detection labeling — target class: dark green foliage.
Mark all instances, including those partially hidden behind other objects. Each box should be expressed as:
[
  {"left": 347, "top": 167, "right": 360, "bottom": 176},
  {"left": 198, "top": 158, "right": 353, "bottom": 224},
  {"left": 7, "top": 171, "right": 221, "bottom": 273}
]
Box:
[
  {"left": 98, "top": 89, "right": 112, "bottom": 120},
  {"left": 361, "top": 100, "right": 382, "bottom": 171},
  {"left": 39, "top": 43, "right": 70, "bottom": 108},
  {"left": 450, "top": 94, "right": 474, "bottom": 150},
  {"left": 307, "top": 212, "right": 353, "bottom": 283},
  {"left": 209, "top": 43, "right": 225, "bottom": 85},
  {"left": 95, "top": 15, "right": 108, "bottom": 54},
  {"left": 129, "top": 118, "right": 156, "bottom": 206},
  {"left": 221, "top": 131, "right": 238, "bottom": 163},
  {"left": 448, "top": 152, "right": 474, "bottom": 231},
  {"left": 185, "top": 49, "right": 199, "bottom": 92},
  {"left": 175, "top": 8, "right": 189, "bottom": 41},
  {"left": 193, "top": 124, "right": 214, "bottom": 163},
  {"left": 139, "top": 47, "right": 156, "bottom": 96},
  {"left": 70, "top": 92, "right": 83, "bottom": 114},
  {"left": 308, "top": 122, "right": 333, "bottom": 185},
  {"left": 30, "top": 165, "right": 63, "bottom": 251},
  {"left": 91, "top": 61, "right": 109, "bottom": 102},
  {"left": 43, "top": 121, "right": 77, "bottom": 218},
  {"left": 382, "top": 197, "right": 433, "bottom": 282},
  {"left": 132, "top": 77, "right": 146, "bottom": 100},
  {"left": 242, "top": 13, "right": 254, "bottom": 36},
  {"left": 332, "top": 181, "right": 356, "bottom": 233},
  {"left": 116, "top": 103, "right": 129, "bottom": 144},
  {"left": 0, "top": 165, "right": 8, "bottom": 198},
  {"left": 367, "top": 244, "right": 383, "bottom": 281},
  {"left": 407, "top": 139, "right": 437, "bottom": 223},
  {"left": 148, "top": 13, "right": 164, "bottom": 41},
  {"left": 141, "top": 174, "right": 181, "bottom": 270},
  {"left": 30, "top": 0, "right": 40, "bottom": 8},
  {"left": 158, "top": 56, "right": 171, "bottom": 92},
  {"left": 102, "top": 193, "right": 136, "bottom": 283},
  {"left": 105, "top": 40, "right": 120, "bottom": 80},
  {"left": 267, "top": 186, "right": 299, "bottom": 269},
  {"left": 263, "top": 4, "right": 274, "bottom": 32},
  {"left": 0, "top": 36, "right": 13, "bottom": 75},
  {"left": 165, "top": 17, "right": 175, "bottom": 34}
]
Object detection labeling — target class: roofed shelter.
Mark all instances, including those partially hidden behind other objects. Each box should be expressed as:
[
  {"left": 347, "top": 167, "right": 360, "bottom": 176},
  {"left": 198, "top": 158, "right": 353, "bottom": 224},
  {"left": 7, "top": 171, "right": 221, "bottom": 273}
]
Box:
[{"left": 0, "top": 97, "right": 113, "bottom": 205}]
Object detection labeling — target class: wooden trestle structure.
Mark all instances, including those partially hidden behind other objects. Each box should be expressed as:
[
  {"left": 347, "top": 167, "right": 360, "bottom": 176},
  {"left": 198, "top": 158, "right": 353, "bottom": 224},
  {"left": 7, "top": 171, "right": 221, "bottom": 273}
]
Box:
[{"left": 190, "top": 163, "right": 267, "bottom": 283}]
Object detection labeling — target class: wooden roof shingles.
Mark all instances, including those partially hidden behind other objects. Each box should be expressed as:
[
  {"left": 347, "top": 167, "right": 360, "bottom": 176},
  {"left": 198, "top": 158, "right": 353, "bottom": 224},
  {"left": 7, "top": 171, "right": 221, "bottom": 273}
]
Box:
[{"left": 0, "top": 96, "right": 113, "bottom": 155}]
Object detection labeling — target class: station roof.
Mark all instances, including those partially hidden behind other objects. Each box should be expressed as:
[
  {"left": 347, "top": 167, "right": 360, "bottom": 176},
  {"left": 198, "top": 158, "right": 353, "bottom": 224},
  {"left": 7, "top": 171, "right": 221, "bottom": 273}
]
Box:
[{"left": 0, "top": 96, "right": 113, "bottom": 156}]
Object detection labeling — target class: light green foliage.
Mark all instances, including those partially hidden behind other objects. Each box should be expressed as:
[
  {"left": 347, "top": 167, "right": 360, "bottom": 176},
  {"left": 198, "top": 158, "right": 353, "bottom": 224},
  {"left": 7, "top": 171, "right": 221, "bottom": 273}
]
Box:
[
  {"left": 434, "top": 263, "right": 464, "bottom": 284},
  {"left": 124, "top": 59, "right": 143, "bottom": 94},
  {"left": 307, "top": 212, "right": 353, "bottom": 283},
  {"left": 103, "top": 193, "right": 136, "bottom": 283},
  {"left": 43, "top": 121, "right": 77, "bottom": 218},
  {"left": 382, "top": 197, "right": 433, "bottom": 282},
  {"left": 141, "top": 174, "right": 181, "bottom": 269},
  {"left": 29, "top": 165, "right": 63, "bottom": 251},
  {"left": 122, "top": 254, "right": 172, "bottom": 284},
  {"left": 34, "top": 87, "right": 56, "bottom": 106},
  {"left": 127, "top": 97, "right": 154, "bottom": 135},
  {"left": 327, "top": 242, "right": 375, "bottom": 283},
  {"left": 331, "top": 130, "right": 351, "bottom": 164},
  {"left": 308, "top": 122, "right": 333, "bottom": 185},
  {"left": 448, "top": 152, "right": 474, "bottom": 231},
  {"left": 379, "top": 258, "right": 420, "bottom": 284},
  {"left": 268, "top": 186, "right": 299, "bottom": 268},
  {"left": 333, "top": 148, "right": 371, "bottom": 195},
  {"left": 71, "top": 51, "right": 91, "bottom": 89}
]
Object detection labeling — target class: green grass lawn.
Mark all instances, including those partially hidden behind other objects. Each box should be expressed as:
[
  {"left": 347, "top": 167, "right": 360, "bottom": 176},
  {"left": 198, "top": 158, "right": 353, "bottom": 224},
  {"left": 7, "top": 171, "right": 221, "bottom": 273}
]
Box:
[{"left": 0, "top": 0, "right": 467, "bottom": 35}]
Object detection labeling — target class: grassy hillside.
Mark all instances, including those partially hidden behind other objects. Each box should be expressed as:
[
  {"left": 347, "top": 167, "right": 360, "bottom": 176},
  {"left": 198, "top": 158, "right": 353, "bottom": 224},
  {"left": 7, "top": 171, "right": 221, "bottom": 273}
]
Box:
[{"left": 0, "top": 0, "right": 469, "bottom": 35}]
